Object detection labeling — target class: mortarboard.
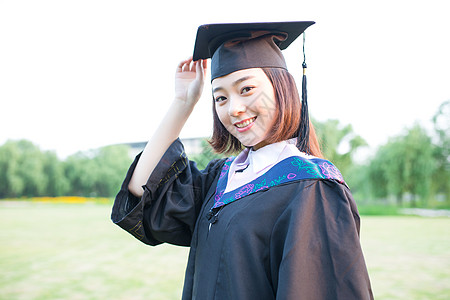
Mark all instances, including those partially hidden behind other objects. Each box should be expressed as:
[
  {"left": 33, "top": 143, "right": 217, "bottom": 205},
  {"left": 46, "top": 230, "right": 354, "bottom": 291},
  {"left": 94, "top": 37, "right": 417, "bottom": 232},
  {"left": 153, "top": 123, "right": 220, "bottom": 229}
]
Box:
[{"left": 193, "top": 21, "right": 315, "bottom": 154}]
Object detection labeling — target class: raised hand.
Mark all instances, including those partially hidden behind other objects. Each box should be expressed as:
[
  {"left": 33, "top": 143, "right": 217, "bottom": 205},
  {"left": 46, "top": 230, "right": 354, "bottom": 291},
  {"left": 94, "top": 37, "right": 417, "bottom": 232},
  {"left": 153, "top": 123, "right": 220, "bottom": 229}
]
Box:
[
  {"left": 174, "top": 57, "right": 207, "bottom": 107},
  {"left": 128, "top": 57, "right": 207, "bottom": 197}
]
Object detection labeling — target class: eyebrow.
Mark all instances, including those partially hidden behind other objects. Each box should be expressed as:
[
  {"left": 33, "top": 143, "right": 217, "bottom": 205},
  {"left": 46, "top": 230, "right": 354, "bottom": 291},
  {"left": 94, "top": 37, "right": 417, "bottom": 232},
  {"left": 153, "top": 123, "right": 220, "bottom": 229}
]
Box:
[{"left": 212, "top": 75, "right": 256, "bottom": 94}]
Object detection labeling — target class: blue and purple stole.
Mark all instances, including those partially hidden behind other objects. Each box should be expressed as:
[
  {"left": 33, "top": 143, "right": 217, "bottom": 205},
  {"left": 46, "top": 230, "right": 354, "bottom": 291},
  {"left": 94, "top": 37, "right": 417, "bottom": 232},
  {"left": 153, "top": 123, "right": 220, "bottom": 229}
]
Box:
[{"left": 212, "top": 155, "right": 345, "bottom": 209}]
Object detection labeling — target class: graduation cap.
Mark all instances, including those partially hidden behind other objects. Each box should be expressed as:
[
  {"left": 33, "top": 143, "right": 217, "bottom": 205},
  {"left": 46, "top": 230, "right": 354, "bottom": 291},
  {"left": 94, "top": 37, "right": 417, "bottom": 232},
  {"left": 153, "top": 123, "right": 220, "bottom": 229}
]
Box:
[{"left": 193, "top": 21, "right": 315, "bottom": 154}]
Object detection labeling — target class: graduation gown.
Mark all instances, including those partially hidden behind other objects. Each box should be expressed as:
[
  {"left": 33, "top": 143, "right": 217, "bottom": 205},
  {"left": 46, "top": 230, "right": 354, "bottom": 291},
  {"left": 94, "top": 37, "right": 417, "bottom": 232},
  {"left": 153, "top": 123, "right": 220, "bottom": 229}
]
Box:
[{"left": 111, "top": 139, "right": 373, "bottom": 300}]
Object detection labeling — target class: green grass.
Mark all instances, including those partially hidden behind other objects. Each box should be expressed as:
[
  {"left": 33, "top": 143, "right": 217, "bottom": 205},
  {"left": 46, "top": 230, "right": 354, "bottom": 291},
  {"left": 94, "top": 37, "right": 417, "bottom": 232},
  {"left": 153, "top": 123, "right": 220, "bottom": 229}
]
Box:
[
  {"left": 357, "top": 204, "right": 401, "bottom": 216},
  {"left": 0, "top": 202, "right": 188, "bottom": 300},
  {"left": 1, "top": 202, "right": 449, "bottom": 299},
  {"left": 361, "top": 216, "right": 450, "bottom": 299}
]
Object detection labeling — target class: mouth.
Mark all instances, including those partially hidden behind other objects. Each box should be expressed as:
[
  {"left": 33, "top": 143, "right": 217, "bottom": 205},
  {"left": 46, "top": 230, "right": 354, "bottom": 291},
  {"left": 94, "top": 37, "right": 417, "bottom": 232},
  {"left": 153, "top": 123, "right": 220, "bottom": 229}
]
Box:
[{"left": 234, "top": 117, "right": 256, "bottom": 132}]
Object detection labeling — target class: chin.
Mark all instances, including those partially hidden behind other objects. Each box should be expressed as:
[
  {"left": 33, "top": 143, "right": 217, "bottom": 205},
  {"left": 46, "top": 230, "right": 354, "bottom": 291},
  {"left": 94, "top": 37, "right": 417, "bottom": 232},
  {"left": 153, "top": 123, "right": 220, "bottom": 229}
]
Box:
[{"left": 239, "top": 139, "right": 264, "bottom": 149}]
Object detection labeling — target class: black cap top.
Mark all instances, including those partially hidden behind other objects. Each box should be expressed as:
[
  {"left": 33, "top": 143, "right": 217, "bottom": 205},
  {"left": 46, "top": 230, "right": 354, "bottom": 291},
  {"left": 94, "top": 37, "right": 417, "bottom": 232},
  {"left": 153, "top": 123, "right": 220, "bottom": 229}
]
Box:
[{"left": 193, "top": 21, "right": 315, "bottom": 80}]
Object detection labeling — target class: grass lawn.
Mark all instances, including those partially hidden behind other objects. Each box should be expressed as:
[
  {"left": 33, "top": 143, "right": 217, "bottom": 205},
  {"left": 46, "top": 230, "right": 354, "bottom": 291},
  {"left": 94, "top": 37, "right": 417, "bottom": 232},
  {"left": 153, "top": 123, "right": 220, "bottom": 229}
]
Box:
[
  {"left": 361, "top": 216, "right": 450, "bottom": 299},
  {"left": 1, "top": 202, "right": 449, "bottom": 299}
]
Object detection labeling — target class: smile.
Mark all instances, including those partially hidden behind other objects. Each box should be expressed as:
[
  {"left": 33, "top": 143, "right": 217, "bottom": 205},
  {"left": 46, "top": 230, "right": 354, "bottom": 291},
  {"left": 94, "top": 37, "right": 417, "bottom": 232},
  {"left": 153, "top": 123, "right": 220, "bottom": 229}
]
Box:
[{"left": 234, "top": 117, "right": 256, "bottom": 132}]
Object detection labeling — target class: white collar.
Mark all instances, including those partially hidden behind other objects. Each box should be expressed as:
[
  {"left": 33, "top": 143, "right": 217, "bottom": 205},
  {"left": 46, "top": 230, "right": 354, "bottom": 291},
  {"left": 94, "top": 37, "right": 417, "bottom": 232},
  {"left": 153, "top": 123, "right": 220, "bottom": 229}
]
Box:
[
  {"left": 225, "top": 139, "right": 318, "bottom": 193},
  {"left": 248, "top": 140, "right": 290, "bottom": 173},
  {"left": 229, "top": 138, "right": 301, "bottom": 175}
]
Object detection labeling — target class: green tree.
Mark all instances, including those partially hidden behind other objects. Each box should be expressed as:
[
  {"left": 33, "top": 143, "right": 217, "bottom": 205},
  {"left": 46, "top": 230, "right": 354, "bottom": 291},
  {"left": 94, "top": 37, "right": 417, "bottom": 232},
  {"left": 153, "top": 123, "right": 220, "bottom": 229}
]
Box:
[
  {"left": 0, "top": 140, "right": 132, "bottom": 198},
  {"left": 432, "top": 100, "right": 450, "bottom": 204},
  {"left": 92, "top": 145, "right": 132, "bottom": 197},
  {"left": 64, "top": 145, "right": 132, "bottom": 197},
  {"left": 190, "top": 139, "right": 226, "bottom": 170},
  {"left": 313, "top": 119, "right": 367, "bottom": 178},
  {"left": 43, "top": 151, "right": 69, "bottom": 196},
  {"left": 368, "top": 141, "right": 402, "bottom": 204},
  {"left": 0, "top": 140, "right": 49, "bottom": 197},
  {"left": 0, "top": 140, "right": 24, "bottom": 197},
  {"left": 403, "top": 125, "right": 436, "bottom": 206},
  {"left": 64, "top": 151, "right": 96, "bottom": 196},
  {"left": 367, "top": 124, "right": 436, "bottom": 207}
]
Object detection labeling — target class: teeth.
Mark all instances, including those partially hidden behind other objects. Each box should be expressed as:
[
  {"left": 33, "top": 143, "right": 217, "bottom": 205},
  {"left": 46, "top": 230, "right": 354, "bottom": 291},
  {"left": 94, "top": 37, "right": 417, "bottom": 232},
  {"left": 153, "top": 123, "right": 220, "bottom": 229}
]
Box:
[{"left": 236, "top": 117, "right": 255, "bottom": 128}]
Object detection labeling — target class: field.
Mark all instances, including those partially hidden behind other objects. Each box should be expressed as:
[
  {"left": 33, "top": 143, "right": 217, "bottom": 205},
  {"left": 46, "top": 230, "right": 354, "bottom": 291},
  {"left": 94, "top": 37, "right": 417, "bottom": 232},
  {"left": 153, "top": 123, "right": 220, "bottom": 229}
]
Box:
[{"left": 1, "top": 202, "right": 449, "bottom": 300}]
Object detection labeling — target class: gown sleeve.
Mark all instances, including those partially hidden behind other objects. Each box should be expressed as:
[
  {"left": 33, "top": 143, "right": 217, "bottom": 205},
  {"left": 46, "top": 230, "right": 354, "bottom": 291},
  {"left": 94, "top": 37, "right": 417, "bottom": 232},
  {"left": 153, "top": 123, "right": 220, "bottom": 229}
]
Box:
[
  {"left": 271, "top": 179, "right": 374, "bottom": 300},
  {"left": 111, "top": 138, "right": 226, "bottom": 247}
]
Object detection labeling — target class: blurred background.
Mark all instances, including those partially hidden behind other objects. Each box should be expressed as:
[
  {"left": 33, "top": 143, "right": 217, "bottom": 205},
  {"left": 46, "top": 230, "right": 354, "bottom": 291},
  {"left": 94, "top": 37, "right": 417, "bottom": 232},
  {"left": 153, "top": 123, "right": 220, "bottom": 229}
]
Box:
[{"left": 1, "top": 0, "right": 449, "bottom": 299}]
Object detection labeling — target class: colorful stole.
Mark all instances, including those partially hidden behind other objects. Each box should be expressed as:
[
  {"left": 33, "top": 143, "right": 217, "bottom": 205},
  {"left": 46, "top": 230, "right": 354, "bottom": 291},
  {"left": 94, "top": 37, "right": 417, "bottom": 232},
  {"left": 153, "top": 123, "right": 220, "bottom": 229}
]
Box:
[{"left": 212, "top": 155, "right": 345, "bottom": 209}]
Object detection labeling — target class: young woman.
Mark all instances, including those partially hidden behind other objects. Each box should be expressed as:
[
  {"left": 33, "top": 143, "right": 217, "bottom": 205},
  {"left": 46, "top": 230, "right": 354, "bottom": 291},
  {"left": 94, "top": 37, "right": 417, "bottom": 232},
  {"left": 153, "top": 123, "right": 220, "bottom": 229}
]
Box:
[{"left": 112, "top": 22, "right": 373, "bottom": 299}]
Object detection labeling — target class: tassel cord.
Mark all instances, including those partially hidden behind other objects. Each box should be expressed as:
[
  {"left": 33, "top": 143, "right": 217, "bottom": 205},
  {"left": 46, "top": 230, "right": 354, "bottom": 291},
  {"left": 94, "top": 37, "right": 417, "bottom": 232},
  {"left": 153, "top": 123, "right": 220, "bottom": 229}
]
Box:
[{"left": 297, "top": 33, "right": 311, "bottom": 154}]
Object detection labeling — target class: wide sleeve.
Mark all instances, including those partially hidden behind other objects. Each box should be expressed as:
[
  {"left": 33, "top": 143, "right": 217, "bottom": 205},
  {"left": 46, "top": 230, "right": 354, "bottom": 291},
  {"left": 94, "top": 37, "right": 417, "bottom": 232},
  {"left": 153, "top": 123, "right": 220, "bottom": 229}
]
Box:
[
  {"left": 270, "top": 179, "right": 373, "bottom": 300},
  {"left": 111, "top": 138, "right": 226, "bottom": 247}
]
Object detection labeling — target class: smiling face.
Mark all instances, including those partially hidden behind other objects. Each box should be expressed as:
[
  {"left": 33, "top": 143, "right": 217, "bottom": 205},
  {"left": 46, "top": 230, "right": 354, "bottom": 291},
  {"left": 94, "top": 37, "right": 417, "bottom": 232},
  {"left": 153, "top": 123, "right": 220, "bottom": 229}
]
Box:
[{"left": 212, "top": 68, "right": 277, "bottom": 150}]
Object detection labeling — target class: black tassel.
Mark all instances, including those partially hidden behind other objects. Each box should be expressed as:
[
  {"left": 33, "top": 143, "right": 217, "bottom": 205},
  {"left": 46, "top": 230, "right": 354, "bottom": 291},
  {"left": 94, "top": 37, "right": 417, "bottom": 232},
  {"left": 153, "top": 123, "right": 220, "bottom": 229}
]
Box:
[{"left": 296, "top": 33, "right": 310, "bottom": 154}]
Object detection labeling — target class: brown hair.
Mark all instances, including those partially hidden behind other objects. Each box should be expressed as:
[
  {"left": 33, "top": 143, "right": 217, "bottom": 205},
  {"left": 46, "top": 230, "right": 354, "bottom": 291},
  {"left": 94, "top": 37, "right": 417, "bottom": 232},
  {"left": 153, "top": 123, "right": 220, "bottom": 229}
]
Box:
[{"left": 209, "top": 68, "right": 323, "bottom": 158}]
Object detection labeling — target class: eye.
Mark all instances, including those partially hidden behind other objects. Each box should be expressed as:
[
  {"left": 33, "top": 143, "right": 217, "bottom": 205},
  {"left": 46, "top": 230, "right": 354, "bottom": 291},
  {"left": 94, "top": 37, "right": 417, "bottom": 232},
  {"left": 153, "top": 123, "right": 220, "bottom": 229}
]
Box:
[
  {"left": 214, "top": 96, "right": 227, "bottom": 103},
  {"left": 241, "top": 86, "right": 254, "bottom": 94}
]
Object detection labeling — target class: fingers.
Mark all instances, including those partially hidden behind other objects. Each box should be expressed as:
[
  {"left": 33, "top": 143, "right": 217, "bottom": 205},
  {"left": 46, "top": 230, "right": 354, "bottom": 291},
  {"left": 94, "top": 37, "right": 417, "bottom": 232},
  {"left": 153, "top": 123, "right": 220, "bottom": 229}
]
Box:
[
  {"left": 183, "top": 61, "right": 192, "bottom": 72},
  {"left": 195, "top": 59, "right": 207, "bottom": 80},
  {"left": 177, "top": 57, "right": 192, "bottom": 72},
  {"left": 177, "top": 57, "right": 208, "bottom": 74},
  {"left": 195, "top": 59, "right": 203, "bottom": 81},
  {"left": 177, "top": 57, "right": 195, "bottom": 72},
  {"left": 201, "top": 59, "right": 208, "bottom": 77}
]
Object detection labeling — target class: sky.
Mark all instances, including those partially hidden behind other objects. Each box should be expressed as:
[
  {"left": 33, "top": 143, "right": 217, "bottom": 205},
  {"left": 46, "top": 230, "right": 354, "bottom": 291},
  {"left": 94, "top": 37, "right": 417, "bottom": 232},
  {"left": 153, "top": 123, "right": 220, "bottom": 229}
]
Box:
[{"left": 1, "top": 0, "right": 449, "bottom": 159}]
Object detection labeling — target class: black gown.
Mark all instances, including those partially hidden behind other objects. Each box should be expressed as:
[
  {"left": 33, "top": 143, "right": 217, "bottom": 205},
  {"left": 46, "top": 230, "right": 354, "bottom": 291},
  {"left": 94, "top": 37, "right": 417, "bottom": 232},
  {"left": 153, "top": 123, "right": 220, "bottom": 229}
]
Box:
[{"left": 111, "top": 139, "right": 373, "bottom": 300}]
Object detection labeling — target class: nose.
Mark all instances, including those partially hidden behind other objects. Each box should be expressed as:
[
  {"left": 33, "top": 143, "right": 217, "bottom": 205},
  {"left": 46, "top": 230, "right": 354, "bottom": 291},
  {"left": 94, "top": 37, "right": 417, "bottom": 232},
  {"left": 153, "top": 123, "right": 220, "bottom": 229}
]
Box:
[{"left": 228, "top": 97, "right": 246, "bottom": 117}]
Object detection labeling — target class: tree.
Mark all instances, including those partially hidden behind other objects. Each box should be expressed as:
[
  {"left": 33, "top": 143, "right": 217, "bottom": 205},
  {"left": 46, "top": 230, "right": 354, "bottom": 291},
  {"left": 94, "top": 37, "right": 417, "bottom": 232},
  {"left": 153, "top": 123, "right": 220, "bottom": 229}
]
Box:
[
  {"left": 0, "top": 140, "right": 24, "bottom": 198},
  {"left": 367, "top": 124, "right": 436, "bottom": 207},
  {"left": 91, "top": 145, "right": 132, "bottom": 197},
  {"left": 64, "top": 151, "right": 97, "bottom": 196},
  {"left": 43, "top": 151, "right": 69, "bottom": 196},
  {"left": 403, "top": 125, "right": 436, "bottom": 206},
  {"left": 190, "top": 139, "right": 226, "bottom": 170},
  {"left": 368, "top": 141, "right": 404, "bottom": 204},
  {"left": 432, "top": 100, "right": 450, "bottom": 204},
  {"left": 313, "top": 119, "right": 367, "bottom": 178},
  {"left": 0, "top": 140, "right": 50, "bottom": 197},
  {"left": 0, "top": 140, "right": 133, "bottom": 198},
  {"left": 64, "top": 145, "right": 132, "bottom": 197}
]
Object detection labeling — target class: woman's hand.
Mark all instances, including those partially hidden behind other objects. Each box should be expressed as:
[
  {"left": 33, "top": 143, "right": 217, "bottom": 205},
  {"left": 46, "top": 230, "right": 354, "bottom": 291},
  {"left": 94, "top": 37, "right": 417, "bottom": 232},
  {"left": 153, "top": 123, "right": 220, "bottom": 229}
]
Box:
[{"left": 174, "top": 57, "right": 207, "bottom": 107}]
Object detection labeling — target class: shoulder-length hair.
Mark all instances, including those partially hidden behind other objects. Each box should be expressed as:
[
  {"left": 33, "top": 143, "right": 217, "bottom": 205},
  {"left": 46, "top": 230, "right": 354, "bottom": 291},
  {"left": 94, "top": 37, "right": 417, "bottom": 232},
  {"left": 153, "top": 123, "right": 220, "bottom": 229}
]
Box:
[{"left": 209, "top": 67, "right": 323, "bottom": 158}]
